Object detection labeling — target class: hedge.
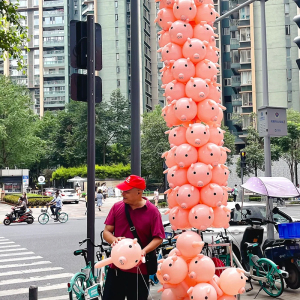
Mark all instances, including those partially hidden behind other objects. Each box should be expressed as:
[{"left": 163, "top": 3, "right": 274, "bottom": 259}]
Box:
[
  {"left": 4, "top": 194, "right": 52, "bottom": 206},
  {"left": 52, "top": 164, "right": 131, "bottom": 181}
]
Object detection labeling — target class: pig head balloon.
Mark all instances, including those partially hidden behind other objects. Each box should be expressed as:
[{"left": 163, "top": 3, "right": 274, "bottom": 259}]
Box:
[
  {"left": 198, "top": 142, "right": 221, "bottom": 167},
  {"left": 219, "top": 147, "right": 231, "bottom": 164},
  {"left": 208, "top": 126, "right": 225, "bottom": 146},
  {"left": 187, "top": 162, "right": 212, "bottom": 187},
  {"left": 174, "top": 98, "right": 197, "bottom": 122},
  {"left": 171, "top": 58, "right": 195, "bottom": 83},
  {"left": 173, "top": 0, "right": 197, "bottom": 21},
  {"left": 157, "top": 0, "right": 175, "bottom": 9},
  {"left": 176, "top": 231, "right": 204, "bottom": 258},
  {"left": 162, "top": 102, "right": 181, "bottom": 128},
  {"left": 207, "top": 82, "right": 221, "bottom": 103},
  {"left": 175, "top": 184, "right": 200, "bottom": 209},
  {"left": 189, "top": 254, "right": 215, "bottom": 282},
  {"left": 160, "top": 255, "right": 189, "bottom": 284},
  {"left": 211, "top": 164, "right": 229, "bottom": 186},
  {"left": 158, "top": 30, "right": 172, "bottom": 47},
  {"left": 174, "top": 143, "right": 198, "bottom": 168},
  {"left": 196, "top": 59, "right": 219, "bottom": 82},
  {"left": 186, "top": 123, "right": 210, "bottom": 147},
  {"left": 161, "top": 289, "right": 178, "bottom": 300},
  {"left": 187, "top": 283, "right": 217, "bottom": 300},
  {"left": 165, "top": 188, "right": 178, "bottom": 208},
  {"left": 200, "top": 183, "right": 223, "bottom": 208},
  {"left": 165, "top": 165, "right": 188, "bottom": 188},
  {"left": 185, "top": 77, "right": 210, "bottom": 102},
  {"left": 166, "top": 206, "right": 191, "bottom": 230},
  {"left": 219, "top": 268, "right": 246, "bottom": 295},
  {"left": 194, "top": 21, "right": 217, "bottom": 46},
  {"left": 155, "top": 8, "right": 176, "bottom": 30},
  {"left": 161, "top": 65, "right": 175, "bottom": 84},
  {"left": 95, "top": 238, "right": 143, "bottom": 270},
  {"left": 166, "top": 126, "right": 187, "bottom": 147},
  {"left": 212, "top": 205, "right": 231, "bottom": 229},
  {"left": 188, "top": 204, "right": 214, "bottom": 230},
  {"left": 163, "top": 80, "right": 186, "bottom": 103},
  {"left": 182, "top": 38, "right": 207, "bottom": 63},
  {"left": 195, "top": 4, "right": 219, "bottom": 25},
  {"left": 162, "top": 146, "right": 177, "bottom": 168},
  {"left": 205, "top": 45, "right": 220, "bottom": 63},
  {"left": 169, "top": 20, "right": 194, "bottom": 45},
  {"left": 197, "top": 99, "right": 219, "bottom": 125},
  {"left": 158, "top": 43, "right": 183, "bottom": 62}
]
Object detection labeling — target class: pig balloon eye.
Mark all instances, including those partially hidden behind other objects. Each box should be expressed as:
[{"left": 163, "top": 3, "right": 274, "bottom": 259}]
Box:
[
  {"left": 207, "top": 172, "right": 209, "bottom": 175},
  {"left": 185, "top": 64, "right": 188, "bottom": 67},
  {"left": 193, "top": 84, "right": 196, "bottom": 87},
  {"left": 174, "top": 134, "right": 176, "bottom": 137},
  {"left": 214, "top": 193, "right": 216, "bottom": 195},
  {"left": 206, "top": 27, "right": 209, "bottom": 30},
  {"left": 212, "top": 107, "right": 214, "bottom": 110},
  {"left": 135, "top": 260, "right": 138, "bottom": 263},
  {"left": 225, "top": 172, "right": 227, "bottom": 175},
  {"left": 209, "top": 216, "right": 211, "bottom": 219},
  {"left": 177, "top": 194, "right": 179, "bottom": 197},
  {"left": 189, "top": 7, "right": 192, "bottom": 10},
  {"left": 202, "top": 46, "right": 205, "bottom": 49},
  {"left": 188, "top": 194, "right": 191, "bottom": 197},
  {"left": 187, "top": 105, "right": 190, "bottom": 108},
  {"left": 160, "top": 18, "right": 162, "bottom": 21},
  {"left": 185, "top": 154, "right": 188, "bottom": 157},
  {"left": 189, "top": 44, "right": 192, "bottom": 47},
  {"left": 205, "top": 297, "right": 208, "bottom": 300},
  {"left": 193, "top": 171, "right": 196, "bottom": 174},
  {"left": 241, "top": 276, "right": 243, "bottom": 279},
  {"left": 170, "top": 87, "right": 173, "bottom": 90},
  {"left": 191, "top": 296, "right": 194, "bottom": 300},
  {"left": 195, "top": 260, "right": 198, "bottom": 263},
  {"left": 206, "top": 84, "right": 208, "bottom": 87},
  {"left": 129, "top": 245, "right": 132, "bottom": 248},
  {"left": 210, "top": 11, "right": 213, "bottom": 15},
  {"left": 169, "top": 263, "right": 173, "bottom": 266},
  {"left": 191, "top": 130, "right": 194, "bottom": 133},
  {"left": 195, "top": 216, "right": 198, "bottom": 219},
  {"left": 227, "top": 214, "right": 229, "bottom": 217},
  {"left": 204, "top": 132, "right": 207, "bottom": 134},
  {"left": 208, "top": 66, "right": 211, "bottom": 69},
  {"left": 176, "top": 5, "right": 179, "bottom": 8},
  {"left": 173, "top": 66, "right": 175, "bottom": 69},
  {"left": 171, "top": 174, "right": 175, "bottom": 177},
  {"left": 184, "top": 24, "right": 187, "bottom": 27},
  {"left": 172, "top": 216, "right": 175, "bottom": 219},
  {"left": 166, "top": 50, "right": 169, "bottom": 53},
  {"left": 210, "top": 153, "right": 213, "bottom": 156},
  {"left": 171, "top": 26, "right": 173, "bottom": 29}
]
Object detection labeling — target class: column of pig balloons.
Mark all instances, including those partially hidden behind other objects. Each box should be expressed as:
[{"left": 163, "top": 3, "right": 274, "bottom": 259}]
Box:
[{"left": 155, "top": 0, "right": 247, "bottom": 299}]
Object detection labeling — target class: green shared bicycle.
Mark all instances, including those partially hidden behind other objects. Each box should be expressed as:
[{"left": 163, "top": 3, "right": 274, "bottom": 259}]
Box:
[{"left": 38, "top": 205, "right": 68, "bottom": 224}]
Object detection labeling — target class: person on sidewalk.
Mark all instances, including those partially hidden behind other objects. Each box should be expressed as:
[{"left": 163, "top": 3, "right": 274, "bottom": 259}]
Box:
[
  {"left": 96, "top": 189, "right": 103, "bottom": 211},
  {"left": 232, "top": 184, "right": 238, "bottom": 202},
  {"left": 102, "top": 175, "right": 165, "bottom": 300},
  {"left": 153, "top": 188, "right": 159, "bottom": 207},
  {"left": 49, "top": 191, "right": 62, "bottom": 222}
]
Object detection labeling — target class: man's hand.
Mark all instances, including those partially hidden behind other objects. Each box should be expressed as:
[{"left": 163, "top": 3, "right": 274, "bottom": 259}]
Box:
[{"left": 111, "top": 237, "right": 125, "bottom": 247}]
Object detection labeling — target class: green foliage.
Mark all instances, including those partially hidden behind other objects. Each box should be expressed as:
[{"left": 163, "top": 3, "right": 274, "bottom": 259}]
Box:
[
  {"left": 4, "top": 194, "right": 52, "bottom": 206},
  {"left": 0, "top": 1, "right": 30, "bottom": 70},
  {"left": 221, "top": 125, "right": 236, "bottom": 165},
  {"left": 141, "top": 105, "right": 170, "bottom": 182}
]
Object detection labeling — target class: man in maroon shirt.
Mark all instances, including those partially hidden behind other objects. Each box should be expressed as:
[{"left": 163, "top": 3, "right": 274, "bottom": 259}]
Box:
[{"left": 102, "top": 175, "right": 165, "bottom": 300}]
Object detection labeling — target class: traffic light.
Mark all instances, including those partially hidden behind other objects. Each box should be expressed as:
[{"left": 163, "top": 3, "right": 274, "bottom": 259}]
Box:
[
  {"left": 293, "top": 0, "right": 300, "bottom": 69},
  {"left": 240, "top": 150, "right": 246, "bottom": 168}
]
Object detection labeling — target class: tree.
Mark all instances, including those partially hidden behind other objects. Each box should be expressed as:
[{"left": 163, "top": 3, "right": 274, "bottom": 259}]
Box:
[
  {"left": 141, "top": 105, "right": 169, "bottom": 182},
  {"left": 221, "top": 125, "right": 236, "bottom": 165},
  {"left": 0, "top": 1, "right": 29, "bottom": 69},
  {"left": 0, "top": 76, "right": 44, "bottom": 168}
]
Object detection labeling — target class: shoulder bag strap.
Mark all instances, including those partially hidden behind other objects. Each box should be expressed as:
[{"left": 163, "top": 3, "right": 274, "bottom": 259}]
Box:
[{"left": 124, "top": 204, "right": 143, "bottom": 247}]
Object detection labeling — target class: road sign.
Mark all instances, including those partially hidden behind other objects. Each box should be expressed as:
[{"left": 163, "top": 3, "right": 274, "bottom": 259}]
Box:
[
  {"left": 38, "top": 176, "right": 45, "bottom": 183},
  {"left": 38, "top": 182, "right": 46, "bottom": 185}
]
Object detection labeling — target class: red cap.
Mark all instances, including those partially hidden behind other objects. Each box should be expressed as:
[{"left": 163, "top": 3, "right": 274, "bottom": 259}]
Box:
[{"left": 116, "top": 175, "right": 146, "bottom": 191}]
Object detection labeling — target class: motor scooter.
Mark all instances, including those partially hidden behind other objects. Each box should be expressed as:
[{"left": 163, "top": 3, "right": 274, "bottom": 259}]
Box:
[{"left": 3, "top": 207, "right": 34, "bottom": 225}]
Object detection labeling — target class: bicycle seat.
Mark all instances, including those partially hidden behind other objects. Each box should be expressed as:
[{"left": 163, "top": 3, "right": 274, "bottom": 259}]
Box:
[
  {"left": 74, "top": 248, "right": 87, "bottom": 256},
  {"left": 245, "top": 242, "right": 258, "bottom": 250}
]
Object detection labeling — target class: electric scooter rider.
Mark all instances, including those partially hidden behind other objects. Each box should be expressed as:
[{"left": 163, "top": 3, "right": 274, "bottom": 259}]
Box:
[
  {"left": 48, "top": 191, "right": 62, "bottom": 222},
  {"left": 15, "top": 197, "right": 27, "bottom": 220}
]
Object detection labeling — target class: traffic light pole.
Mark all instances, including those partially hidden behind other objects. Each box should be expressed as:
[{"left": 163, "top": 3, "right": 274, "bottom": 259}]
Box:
[{"left": 87, "top": 15, "right": 96, "bottom": 273}]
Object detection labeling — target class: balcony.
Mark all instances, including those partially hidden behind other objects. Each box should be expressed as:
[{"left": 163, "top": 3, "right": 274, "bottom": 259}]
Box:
[
  {"left": 232, "top": 95, "right": 242, "bottom": 106},
  {"left": 44, "top": 70, "right": 65, "bottom": 77},
  {"left": 230, "top": 19, "right": 239, "bottom": 31},
  {"left": 231, "top": 61, "right": 240, "bottom": 71},
  {"left": 44, "top": 60, "right": 65, "bottom": 67},
  {"left": 44, "top": 80, "right": 65, "bottom": 86},
  {"left": 43, "top": 40, "right": 64, "bottom": 47},
  {"left": 43, "top": 30, "right": 64, "bottom": 37},
  {"left": 230, "top": 38, "right": 239, "bottom": 50},
  {"left": 43, "top": 10, "right": 64, "bottom": 17},
  {"left": 82, "top": 5, "right": 94, "bottom": 15},
  {"left": 43, "top": 0, "right": 64, "bottom": 7},
  {"left": 43, "top": 22, "right": 64, "bottom": 28},
  {"left": 231, "top": 75, "right": 241, "bottom": 87},
  {"left": 44, "top": 91, "right": 65, "bottom": 96}
]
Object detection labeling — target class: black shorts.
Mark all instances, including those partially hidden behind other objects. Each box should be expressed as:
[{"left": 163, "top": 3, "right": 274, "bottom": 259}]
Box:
[{"left": 102, "top": 268, "right": 149, "bottom": 300}]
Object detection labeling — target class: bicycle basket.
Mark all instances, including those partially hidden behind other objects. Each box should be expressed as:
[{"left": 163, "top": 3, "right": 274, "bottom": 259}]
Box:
[{"left": 41, "top": 208, "right": 47, "bottom": 213}]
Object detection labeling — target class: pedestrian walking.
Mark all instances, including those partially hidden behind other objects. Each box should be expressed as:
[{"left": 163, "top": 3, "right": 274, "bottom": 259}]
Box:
[
  {"left": 100, "top": 183, "right": 108, "bottom": 201},
  {"left": 232, "top": 184, "right": 238, "bottom": 202},
  {"left": 96, "top": 189, "right": 103, "bottom": 211},
  {"left": 153, "top": 188, "right": 159, "bottom": 207}
]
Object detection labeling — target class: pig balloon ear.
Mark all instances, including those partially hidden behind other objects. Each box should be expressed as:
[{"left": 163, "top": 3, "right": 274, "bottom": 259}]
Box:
[
  {"left": 207, "top": 287, "right": 211, "bottom": 294},
  {"left": 171, "top": 256, "right": 178, "bottom": 261},
  {"left": 187, "top": 287, "right": 194, "bottom": 295}
]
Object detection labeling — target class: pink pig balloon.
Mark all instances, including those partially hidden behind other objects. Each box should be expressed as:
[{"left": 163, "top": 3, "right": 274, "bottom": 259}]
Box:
[
  {"left": 211, "top": 164, "right": 229, "bottom": 186},
  {"left": 182, "top": 38, "right": 207, "bottom": 63},
  {"left": 186, "top": 123, "right": 210, "bottom": 147},
  {"left": 165, "top": 165, "right": 188, "bottom": 188},
  {"left": 163, "top": 281, "right": 190, "bottom": 298},
  {"left": 176, "top": 230, "right": 204, "bottom": 258},
  {"left": 173, "top": 0, "right": 197, "bottom": 21},
  {"left": 162, "top": 146, "right": 177, "bottom": 168},
  {"left": 219, "top": 147, "right": 231, "bottom": 164},
  {"left": 187, "top": 283, "right": 217, "bottom": 300},
  {"left": 207, "top": 81, "right": 221, "bottom": 103},
  {"left": 219, "top": 268, "right": 247, "bottom": 295},
  {"left": 189, "top": 254, "right": 215, "bottom": 282},
  {"left": 196, "top": 59, "right": 219, "bottom": 82},
  {"left": 218, "top": 295, "right": 237, "bottom": 300},
  {"left": 158, "top": 43, "right": 183, "bottom": 62},
  {"left": 164, "top": 80, "right": 186, "bottom": 103},
  {"left": 155, "top": 8, "right": 176, "bottom": 31},
  {"left": 185, "top": 77, "right": 210, "bottom": 102},
  {"left": 175, "top": 184, "right": 200, "bottom": 209},
  {"left": 166, "top": 126, "right": 187, "bottom": 147},
  {"left": 187, "top": 162, "right": 212, "bottom": 187},
  {"left": 208, "top": 126, "right": 225, "bottom": 146},
  {"left": 195, "top": 4, "right": 219, "bottom": 25},
  {"left": 95, "top": 238, "right": 143, "bottom": 270},
  {"left": 198, "top": 143, "right": 221, "bottom": 167},
  {"left": 169, "top": 20, "right": 194, "bottom": 45},
  {"left": 158, "top": 30, "right": 172, "bottom": 47},
  {"left": 166, "top": 206, "right": 191, "bottom": 230},
  {"left": 161, "top": 65, "right": 175, "bottom": 84},
  {"left": 200, "top": 183, "right": 223, "bottom": 208},
  {"left": 161, "top": 289, "right": 178, "bottom": 300},
  {"left": 194, "top": 21, "right": 217, "bottom": 46},
  {"left": 164, "top": 188, "right": 179, "bottom": 208},
  {"left": 162, "top": 102, "right": 181, "bottom": 128},
  {"left": 189, "top": 204, "right": 214, "bottom": 230},
  {"left": 160, "top": 255, "right": 188, "bottom": 284},
  {"left": 212, "top": 205, "right": 231, "bottom": 229},
  {"left": 157, "top": 0, "right": 175, "bottom": 9},
  {"left": 174, "top": 143, "right": 198, "bottom": 168},
  {"left": 174, "top": 98, "right": 197, "bottom": 122},
  {"left": 205, "top": 45, "right": 220, "bottom": 63},
  {"left": 197, "top": 99, "right": 219, "bottom": 125},
  {"left": 171, "top": 58, "right": 196, "bottom": 83},
  {"left": 221, "top": 186, "right": 231, "bottom": 206}
]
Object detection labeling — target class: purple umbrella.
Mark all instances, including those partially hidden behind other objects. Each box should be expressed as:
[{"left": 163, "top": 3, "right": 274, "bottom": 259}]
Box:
[{"left": 241, "top": 177, "right": 300, "bottom": 198}]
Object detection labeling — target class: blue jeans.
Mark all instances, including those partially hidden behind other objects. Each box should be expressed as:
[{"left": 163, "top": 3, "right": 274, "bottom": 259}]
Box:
[{"left": 50, "top": 205, "right": 60, "bottom": 219}]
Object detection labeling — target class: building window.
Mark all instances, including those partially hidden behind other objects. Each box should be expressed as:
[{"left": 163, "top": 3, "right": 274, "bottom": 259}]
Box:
[
  {"left": 231, "top": 50, "right": 239, "bottom": 63},
  {"left": 240, "top": 49, "right": 251, "bottom": 63},
  {"left": 223, "top": 44, "right": 230, "bottom": 52},
  {"left": 285, "top": 25, "right": 290, "bottom": 35},
  {"left": 231, "top": 31, "right": 237, "bottom": 39},
  {"left": 115, "top": 1, "right": 118, "bottom": 8},
  {"left": 224, "top": 61, "right": 230, "bottom": 69},
  {"left": 233, "top": 106, "right": 242, "bottom": 114},
  {"left": 285, "top": 3, "right": 289, "bottom": 15},
  {"left": 239, "top": 6, "right": 250, "bottom": 20},
  {"left": 116, "top": 53, "right": 119, "bottom": 61},
  {"left": 117, "top": 79, "right": 120, "bottom": 87},
  {"left": 115, "top": 27, "right": 119, "bottom": 35},
  {"left": 223, "top": 28, "right": 230, "bottom": 35},
  {"left": 116, "top": 40, "right": 119, "bottom": 48},
  {"left": 227, "top": 113, "right": 232, "bottom": 120},
  {"left": 242, "top": 114, "right": 251, "bottom": 129},
  {"left": 241, "top": 71, "right": 252, "bottom": 85},
  {"left": 242, "top": 93, "right": 252, "bottom": 106},
  {"left": 115, "top": 14, "right": 118, "bottom": 21},
  {"left": 239, "top": 28, "right": 250, "bottom": 41},
  {"left": 224, "top": 78, "right": 232, "bottom": 86},
  {"left": 286, "top": 47, "right": 291, "bottom": 58},
  {"left": 75, "top": 10, "right": 78, "bottom": 15}
]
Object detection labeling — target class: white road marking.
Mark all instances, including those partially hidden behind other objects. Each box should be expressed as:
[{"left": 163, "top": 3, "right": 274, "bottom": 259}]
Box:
[
  {"left": 0, "top": 260, "right": 51, "bottom": 269},
  {"left": 0, "top": 242, "right": 14, "bottom": 245},
  {"left": 0, "top": 283, "right": 68, "bottom": 297},
  {"left": 39, "top": 296, "right": 69, "bottom": 300},
  {"left": 0, "top": 267, "right": 63, "bottom": 277},
  {"left": 0, "top": 247, "right": 27, "bottom": 253},
  {"left": 0, "top": 239, "right": 9, "bottom": 242},
  {"left": 0, "top": 245, "right": 20, "bottom": 249},
  {"left": 0, "top": 251, "right": 34, "bottom": 257},
  {"left": 0, "top": 273, "right": 73, "bottom": 285},
  {"left": 0, "top": 255, "right": 43, "bottom": 263}
]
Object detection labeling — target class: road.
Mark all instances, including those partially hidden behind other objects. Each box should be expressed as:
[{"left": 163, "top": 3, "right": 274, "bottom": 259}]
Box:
[{"left": 1, "top": 202, "right": 300, "bottom": 299}]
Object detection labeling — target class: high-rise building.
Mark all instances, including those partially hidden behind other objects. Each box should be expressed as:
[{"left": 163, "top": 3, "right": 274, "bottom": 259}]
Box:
[{"left": 220, "top": 0, "right": 300, "bottom": 149}]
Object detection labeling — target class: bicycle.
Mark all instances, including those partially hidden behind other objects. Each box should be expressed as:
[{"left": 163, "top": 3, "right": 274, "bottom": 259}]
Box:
[
  {"left": 38, "top": 205, "right": 68, "bottom": 224},
  {"left": 68, "top": 233, "right": 111, "bottom": 300}
]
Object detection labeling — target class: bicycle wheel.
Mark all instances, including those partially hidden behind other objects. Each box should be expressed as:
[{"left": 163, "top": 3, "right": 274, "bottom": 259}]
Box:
[
  {"left": 69, "top": 273, "right": 87, "bottom": 300},
  {"left": 58, "top": 212, "right": 68, "bottom": 223},
  {"left": 38, "top": 213, "right": 49, "bottom": 225},
  {"left": 256, "top": 259, "right": 284, "bottom": 297}
]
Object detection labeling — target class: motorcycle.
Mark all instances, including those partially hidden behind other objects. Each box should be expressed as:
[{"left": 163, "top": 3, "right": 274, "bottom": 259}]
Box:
[{"left": 3, "top": 207, "right": 34, "bottom": 225}]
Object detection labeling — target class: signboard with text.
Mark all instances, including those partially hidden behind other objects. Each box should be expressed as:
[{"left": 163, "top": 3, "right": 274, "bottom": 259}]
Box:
[{"left": 22, "top": 175, "right": 29, "bottom": 187}]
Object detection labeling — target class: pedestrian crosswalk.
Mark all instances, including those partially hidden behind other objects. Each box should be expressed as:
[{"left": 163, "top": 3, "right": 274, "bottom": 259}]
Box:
[{"left": 0, "top": 236, "right": 71, "bottom": 300}]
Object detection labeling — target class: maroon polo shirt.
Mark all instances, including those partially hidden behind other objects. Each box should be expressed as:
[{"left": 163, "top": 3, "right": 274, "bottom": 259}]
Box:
[{"left": 104, "top": 197, "right": 165, "bottom": 274}]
